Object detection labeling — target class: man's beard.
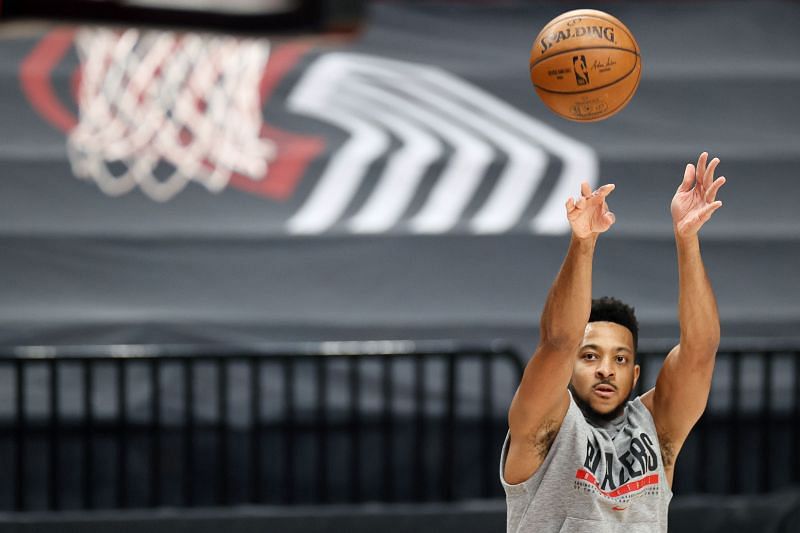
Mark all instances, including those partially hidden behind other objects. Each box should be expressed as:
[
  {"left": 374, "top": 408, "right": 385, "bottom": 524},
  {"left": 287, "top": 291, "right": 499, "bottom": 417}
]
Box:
[{"left": 568, "top": 384, "right": 628, "bottom": 422}]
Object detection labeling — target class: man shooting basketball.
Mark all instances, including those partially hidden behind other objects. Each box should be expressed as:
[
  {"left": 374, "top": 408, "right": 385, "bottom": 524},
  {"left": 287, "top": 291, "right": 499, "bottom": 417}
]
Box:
[{"left": 501, "top": 153, "right": 726, "bottom": 532}]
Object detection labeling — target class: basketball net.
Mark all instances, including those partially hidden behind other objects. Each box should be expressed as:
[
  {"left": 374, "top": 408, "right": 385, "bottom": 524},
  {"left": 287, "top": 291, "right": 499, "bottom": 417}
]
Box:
[{"left": 68, "top": 27, "right": 276, "bottom": 202}]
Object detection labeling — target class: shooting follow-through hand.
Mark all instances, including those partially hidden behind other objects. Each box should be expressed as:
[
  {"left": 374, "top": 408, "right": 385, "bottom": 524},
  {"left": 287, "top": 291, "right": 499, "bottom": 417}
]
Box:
[
  {"left": 566, "top": 181, "right": 616, "bottom": 240},
  {"left": 671, "top": 152, "right": 726, "bottom": 238}
]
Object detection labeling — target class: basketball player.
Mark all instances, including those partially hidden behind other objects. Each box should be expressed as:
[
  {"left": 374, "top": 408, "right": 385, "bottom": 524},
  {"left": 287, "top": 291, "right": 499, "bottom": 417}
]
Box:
[{"left": 501, "top": 152, "right": 726, "bottom": 532}]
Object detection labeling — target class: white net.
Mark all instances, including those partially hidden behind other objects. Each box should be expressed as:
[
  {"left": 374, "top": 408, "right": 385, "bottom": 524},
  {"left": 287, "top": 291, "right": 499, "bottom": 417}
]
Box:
[{"left": 68, "top": 27, "right": 276, "bottom": 202}]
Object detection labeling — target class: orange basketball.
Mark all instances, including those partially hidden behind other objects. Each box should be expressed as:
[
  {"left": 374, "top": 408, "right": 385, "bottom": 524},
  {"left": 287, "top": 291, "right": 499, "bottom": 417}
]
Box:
[{"left": 530, "top": 10, "right": 641, "bottom": 121}]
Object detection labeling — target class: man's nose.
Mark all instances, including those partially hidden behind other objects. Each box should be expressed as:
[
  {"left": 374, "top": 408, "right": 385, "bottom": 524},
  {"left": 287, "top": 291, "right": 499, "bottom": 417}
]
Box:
[{"left": 596, "top": 360, "right": 615, "bottom": 378}]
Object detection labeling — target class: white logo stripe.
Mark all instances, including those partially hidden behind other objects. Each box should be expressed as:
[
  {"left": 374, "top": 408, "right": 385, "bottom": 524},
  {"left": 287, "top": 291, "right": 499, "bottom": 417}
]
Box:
[
  {"left": 286, "top": 57, "right": 390, "bottom": 235},
  {"left": 340, "top": 78, "right": 493, "bottom": 234},
  {"left": 373, "top": 70, "right": 548, "bottom": 234},
  {"left": 397, "top": 59, "right": 597, "bottom": 234},
  {"left": 337, "top": 86, "right": 443, "bottom": 234},
  {"left": 338, "top": 66, "right": 494, "bottom": 234}
]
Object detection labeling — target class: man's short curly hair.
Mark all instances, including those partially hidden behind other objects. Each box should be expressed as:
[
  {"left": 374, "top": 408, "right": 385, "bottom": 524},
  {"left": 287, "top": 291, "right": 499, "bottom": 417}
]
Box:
[{"left": 589, "top": 296, "right": 639, "bottom": 355}]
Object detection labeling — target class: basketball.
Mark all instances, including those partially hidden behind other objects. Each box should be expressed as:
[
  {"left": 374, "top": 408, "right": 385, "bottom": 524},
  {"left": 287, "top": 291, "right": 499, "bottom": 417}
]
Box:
[{"left": 530, "top": 10, "right": 641, "bottom": 121}]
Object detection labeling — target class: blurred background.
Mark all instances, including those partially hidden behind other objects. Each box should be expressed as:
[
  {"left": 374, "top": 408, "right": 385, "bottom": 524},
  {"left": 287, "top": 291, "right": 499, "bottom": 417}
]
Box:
[{"left": 0, "top": 0, "right": 798, "bottom": 531}]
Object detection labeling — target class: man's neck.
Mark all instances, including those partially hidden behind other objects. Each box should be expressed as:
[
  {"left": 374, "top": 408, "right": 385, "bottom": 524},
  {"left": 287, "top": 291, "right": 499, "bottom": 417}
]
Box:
[{"left": 569, "top": 385, "right": 628, "bottom": 426}]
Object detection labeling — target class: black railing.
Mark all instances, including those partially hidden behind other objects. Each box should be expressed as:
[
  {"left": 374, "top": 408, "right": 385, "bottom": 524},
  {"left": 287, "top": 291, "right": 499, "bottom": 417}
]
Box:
[
  {"left": 0, "top": 341, "right": 522, "bottom": 511},
  {"left": 2, "top": 341, "right": 800, "bottom": 512},
  {"left": 634, "top": 345, "right": 800, "bottom": 495}
]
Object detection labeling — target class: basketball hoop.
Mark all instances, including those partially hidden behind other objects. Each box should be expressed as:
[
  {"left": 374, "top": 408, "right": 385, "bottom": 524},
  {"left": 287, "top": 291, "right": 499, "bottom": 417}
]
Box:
[{"left": 68, "top": 26, "right": 276, "bottom": 202}]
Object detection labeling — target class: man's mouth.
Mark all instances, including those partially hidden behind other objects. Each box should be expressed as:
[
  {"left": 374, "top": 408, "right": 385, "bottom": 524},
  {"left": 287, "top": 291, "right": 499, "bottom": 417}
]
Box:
[{"left": 593, "top": 384, "right": 616, "bottom": 398}]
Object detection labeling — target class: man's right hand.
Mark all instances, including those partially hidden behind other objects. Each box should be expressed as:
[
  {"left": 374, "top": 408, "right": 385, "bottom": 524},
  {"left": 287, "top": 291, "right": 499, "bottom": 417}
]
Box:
[{"left": 566, "top": 182, "right": 616, "bottom": 239}]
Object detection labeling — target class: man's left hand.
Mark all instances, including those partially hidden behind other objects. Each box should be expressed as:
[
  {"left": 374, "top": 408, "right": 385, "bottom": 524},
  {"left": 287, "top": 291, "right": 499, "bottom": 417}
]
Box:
[{"left": 671, "top": 152, "right": 726, "bottom": 237}]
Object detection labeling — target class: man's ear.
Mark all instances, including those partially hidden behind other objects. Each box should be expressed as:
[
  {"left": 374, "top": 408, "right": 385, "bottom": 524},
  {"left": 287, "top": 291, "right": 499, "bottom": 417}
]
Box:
[{"left": 633, "top": 364, "right": 641, "bottom": 387}]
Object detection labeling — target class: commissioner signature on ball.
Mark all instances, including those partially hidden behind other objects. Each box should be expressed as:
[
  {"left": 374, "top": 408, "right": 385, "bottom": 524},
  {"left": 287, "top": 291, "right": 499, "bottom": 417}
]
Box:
[{"left": 591, "top": 57, "right": 617, "bottom": 72}]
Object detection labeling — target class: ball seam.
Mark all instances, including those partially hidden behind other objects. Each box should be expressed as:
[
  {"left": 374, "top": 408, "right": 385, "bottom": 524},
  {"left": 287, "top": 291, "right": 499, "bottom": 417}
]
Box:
[
  {"left": 532, "top": 52, "right": 640, "bottom": 95},
  {"left": 549, "top": 65, "right": 641, "bottom": 121}
]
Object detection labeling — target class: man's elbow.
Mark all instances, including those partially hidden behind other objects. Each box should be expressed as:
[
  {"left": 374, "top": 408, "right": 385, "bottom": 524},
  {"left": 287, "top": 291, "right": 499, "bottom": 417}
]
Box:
[
  {"left": 680, "top": 338, "right": 720, "bottom": 366},
  {"left": 681, "top": 326, "right": 720, "bottom": 353},
  {"left": 538, "top": 330, "right": 583, "bottom": 354}
]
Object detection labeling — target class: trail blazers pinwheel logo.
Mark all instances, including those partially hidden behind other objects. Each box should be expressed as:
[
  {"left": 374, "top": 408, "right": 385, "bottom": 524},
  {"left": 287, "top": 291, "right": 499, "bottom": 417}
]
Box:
[{"left": 286, "top": 53, "right": 597, "bottom": 235}]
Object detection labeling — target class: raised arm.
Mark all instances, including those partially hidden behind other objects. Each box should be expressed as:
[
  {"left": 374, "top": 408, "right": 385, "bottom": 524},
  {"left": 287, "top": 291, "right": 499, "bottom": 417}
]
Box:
[
  {"left": 504, "top": 181, "right": 615, "bottom": 484},
  {"left": 641, "top": 152, "right": 726, "bottom": 484}
]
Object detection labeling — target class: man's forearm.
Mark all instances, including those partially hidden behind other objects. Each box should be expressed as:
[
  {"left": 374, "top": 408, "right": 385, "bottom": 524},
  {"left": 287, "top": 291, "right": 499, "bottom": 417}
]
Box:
[
  {"left": 676, "top": 233, "right": 720, "bottom": 354},
  {"left": 539, "top": 234, "right": 597, "bottom": 347}
]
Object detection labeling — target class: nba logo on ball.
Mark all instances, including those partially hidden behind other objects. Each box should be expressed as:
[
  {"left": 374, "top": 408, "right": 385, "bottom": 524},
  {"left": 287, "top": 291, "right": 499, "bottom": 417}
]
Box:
[
  {"left": 530, "top": 10, "right": 641, "bottom": 121},
  {"left": 572, "top": 55, "right": 589, "bottom": 85}
]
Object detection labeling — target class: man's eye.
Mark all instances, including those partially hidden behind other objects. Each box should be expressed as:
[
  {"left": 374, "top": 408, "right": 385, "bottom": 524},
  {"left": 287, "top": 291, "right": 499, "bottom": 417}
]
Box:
[
  {"left": 616, "top": 356, "right": 627, "bottom": 364},
  {"left": 583, "top": 353, "right": 597, "bottom": 360}
]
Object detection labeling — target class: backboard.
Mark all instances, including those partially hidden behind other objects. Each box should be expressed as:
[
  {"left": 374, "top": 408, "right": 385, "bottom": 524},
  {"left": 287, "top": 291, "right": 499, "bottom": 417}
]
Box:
[{"left": 0, "top": 0, "right": 365, "bottom": 35}]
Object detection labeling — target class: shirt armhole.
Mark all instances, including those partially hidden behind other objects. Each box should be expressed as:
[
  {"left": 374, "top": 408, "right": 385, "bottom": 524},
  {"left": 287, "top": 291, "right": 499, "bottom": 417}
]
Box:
[
  {"left": 632, "top": 395, "right": 674, "bottom": 500},
  {"left": 499, "top": 391, "right": 577, "bottom": 495}
]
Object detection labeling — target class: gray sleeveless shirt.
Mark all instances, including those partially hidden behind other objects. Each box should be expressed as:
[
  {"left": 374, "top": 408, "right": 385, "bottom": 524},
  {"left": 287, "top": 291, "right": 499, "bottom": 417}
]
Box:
[{"left": 500, "top": 391, "right": 672, "bottom": 533}]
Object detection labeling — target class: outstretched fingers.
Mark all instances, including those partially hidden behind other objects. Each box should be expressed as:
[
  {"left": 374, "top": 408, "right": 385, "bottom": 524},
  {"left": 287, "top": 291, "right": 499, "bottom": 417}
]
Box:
[
  {"left": 581, "top": 181, "right": 614, "bottom": 196},
  {"left": 589, "top": 183, "right": 615, "bottom": 206},
  {"left": 678, "top": 163, "right": 696, "bottom": 192},
  {"left": 595, "top": 183, "right": 615, "bottom": 197},
  {"left": 705, "top": 176, "right": 726, "bottom": 203},
  {"left": 703, "top": 157, "right": 720, "bottom": 189},
  {"left": 696, "top": 152, "right": 708, "bottom": 184},
  {"left": 568, "top": 182, "right": 615, "bottom": 214}
]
